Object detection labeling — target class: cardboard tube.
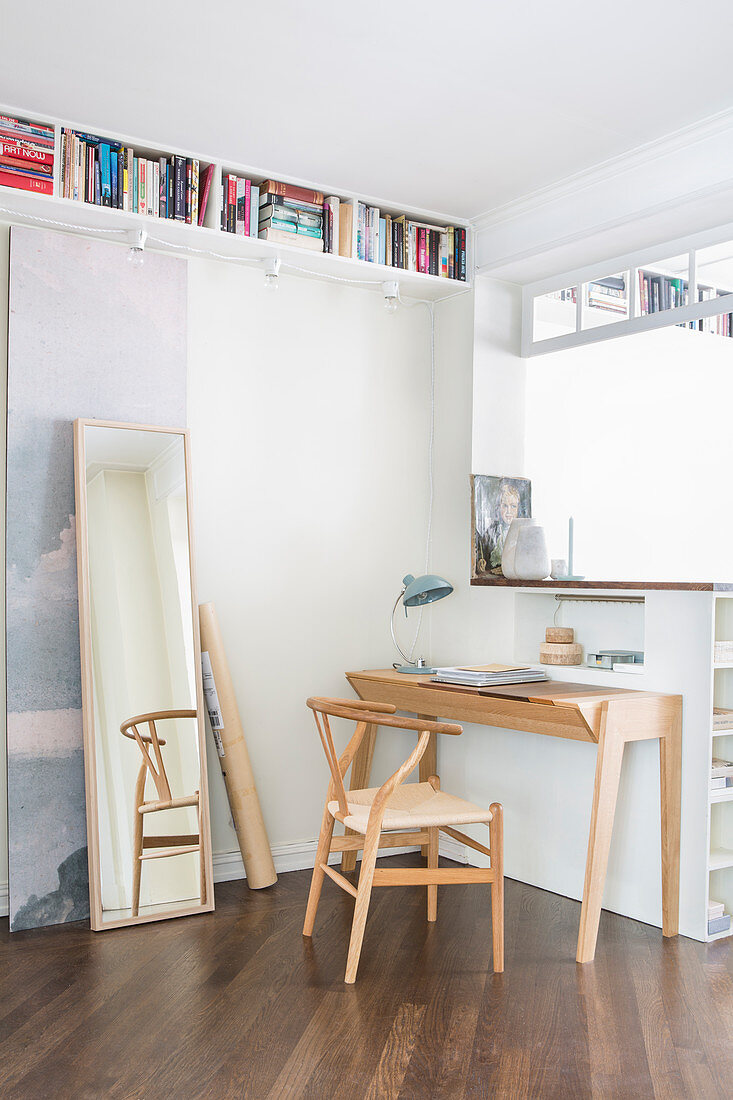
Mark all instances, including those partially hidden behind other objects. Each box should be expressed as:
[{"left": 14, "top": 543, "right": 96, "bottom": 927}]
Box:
[{"left": 199, "top": 602, "right": 277, "bottom": 889}]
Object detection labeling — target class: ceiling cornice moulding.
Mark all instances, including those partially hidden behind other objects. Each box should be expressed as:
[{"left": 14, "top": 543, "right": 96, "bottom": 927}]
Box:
[{"left": 470, "top": 105, "right": 733, "bottom": 233}]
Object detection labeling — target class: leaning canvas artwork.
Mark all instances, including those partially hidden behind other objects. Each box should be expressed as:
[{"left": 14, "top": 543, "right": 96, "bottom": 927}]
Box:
[
  {"left": 471, "top": 475, "right": 532, "bottom": 577},
  {"left": 6, "top": 226, "right": 187, "bottom": 930}
]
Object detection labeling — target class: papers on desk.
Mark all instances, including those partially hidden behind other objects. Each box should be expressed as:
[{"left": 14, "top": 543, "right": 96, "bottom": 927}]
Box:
[{"left": 431, "top": 664, "right": 548, "bottom": 687}]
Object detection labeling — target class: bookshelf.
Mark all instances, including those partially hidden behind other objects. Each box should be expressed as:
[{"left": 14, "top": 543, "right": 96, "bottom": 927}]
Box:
[
  {"left": 523, "top": 226, "right": 733, "bottom": 356},
  {"left": 0, "top": 106, "right": 471, "bottom": 302},
  {"left": 707, "top": 596, "right": 733, "bottom": 939}
]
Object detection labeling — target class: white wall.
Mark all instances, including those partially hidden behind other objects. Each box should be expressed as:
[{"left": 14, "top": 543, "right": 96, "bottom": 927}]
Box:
[
  {"left": 187, "top": 260, "right": 482, "bottom": 864},
  {"left": 0, "top": 221, "right": 482, "bottom": 909},
  {"left": 525, "top": 324, "right": 733, "bottom": 582}
]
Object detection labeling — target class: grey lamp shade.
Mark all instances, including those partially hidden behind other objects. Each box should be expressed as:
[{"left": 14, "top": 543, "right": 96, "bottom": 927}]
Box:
[{"left": 402, "top": 573, "right": 453, "bottom": 606}]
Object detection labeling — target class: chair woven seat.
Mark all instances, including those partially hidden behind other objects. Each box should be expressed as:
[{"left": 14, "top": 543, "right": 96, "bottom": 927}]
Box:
[{"left": 328, "top": 781, "right": 492, "bottom": 833}]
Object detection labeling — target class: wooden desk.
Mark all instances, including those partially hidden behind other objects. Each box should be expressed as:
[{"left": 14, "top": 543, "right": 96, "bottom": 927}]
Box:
[{"left": 344, "top": 668, "right": 682, "bottom": 964}]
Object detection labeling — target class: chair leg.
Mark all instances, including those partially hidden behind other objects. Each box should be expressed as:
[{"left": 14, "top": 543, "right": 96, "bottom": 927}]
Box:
[
  {"left": 131, "top": 811, "right": 143, "bottom": 918},
  {"left": 131, "top": 764, "right": 146, "bottom": 918},
  {"left": 489, "top": 802, "right": 504, "bottom": 973},
  {"left": 303, "top": 804, "right": 335, "bottom": 937},
  {"left": 427, "top": 827, "right": 438, "bottom": 921},
  {"left": 345, "top": 826, "right": 381, "bottom": 984}
]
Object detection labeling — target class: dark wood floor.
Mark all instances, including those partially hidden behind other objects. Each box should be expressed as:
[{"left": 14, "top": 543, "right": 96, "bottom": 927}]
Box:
[{"left": 2, "top": 855, "right": 733, "bottom": 1099}]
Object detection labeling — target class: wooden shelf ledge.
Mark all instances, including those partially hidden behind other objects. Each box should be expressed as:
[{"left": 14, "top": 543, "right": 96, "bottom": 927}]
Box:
[{"left": 471, "top": 577, "right": 733, "bottom": 592}]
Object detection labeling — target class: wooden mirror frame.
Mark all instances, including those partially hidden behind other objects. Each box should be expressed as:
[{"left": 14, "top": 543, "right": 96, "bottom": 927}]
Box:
[{"left": 74, "top": 418, "right": 214, "bottom": 930}]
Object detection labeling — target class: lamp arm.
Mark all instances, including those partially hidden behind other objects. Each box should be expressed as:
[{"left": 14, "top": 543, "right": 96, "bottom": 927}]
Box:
[{"left": 390, "top": 591, "right": 414, "bottom": 667}]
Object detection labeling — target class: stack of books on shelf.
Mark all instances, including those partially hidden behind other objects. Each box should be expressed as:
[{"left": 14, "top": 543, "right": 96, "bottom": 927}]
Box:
[
  {"left": 355, "top": 204, "right": 466, "bottom": 279},
  {"left": 221, "top": 174, "right": 260, "bottom": 238},
  {"left": 708, "top": 900, "right": 731, "bottom": 936},
  {"left": 0, "top": 114, "right": 54, "bottom": 195},
  {"left": 711, "top": 757, "right": 733, "bottom": 792},
  {"left": 697, "top": 288, "right": 733, "bottom": 337},
  {"left": 258, "top": 180, "right": 330, "bottom": 253},
  {"left": 549, "top": 288, "right": 577, "bottom": 304},
  {"left": 587, "top": 276, "right": 627, "bottom": 315},
  {"left": 61, "top": 129, "right": 213, "bottom": 225},
  {"left": 638, "top": 270, "right": 688, "bottom": 314},
  {"left": 431, "top": 664, "right": 548, "bottom": 687}
]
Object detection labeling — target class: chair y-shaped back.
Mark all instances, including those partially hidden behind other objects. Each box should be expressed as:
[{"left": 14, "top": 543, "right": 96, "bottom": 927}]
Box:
[
  {"left": 303, "top": 696, "right": 504, "bottom": 983},
  {"left": 120, "top": 710, "right": 205, "bottom": 917}
]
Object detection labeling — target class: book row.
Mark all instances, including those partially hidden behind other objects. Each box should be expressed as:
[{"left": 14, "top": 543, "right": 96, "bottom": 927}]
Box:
[
  {"left": 60, "top": 130, "right": 215, "bottom": 225},
  {"left": 356, "top": 203, "right": 467, "bottom": 279},
  {"left": 0, "top": 119, "right": 469, "bottom": 281},
  {"left": 220, "top": 176, "right": 467, "bottom": 275},
  {"left": 0, "top": 114, "right": 54, "bottom": 195}
]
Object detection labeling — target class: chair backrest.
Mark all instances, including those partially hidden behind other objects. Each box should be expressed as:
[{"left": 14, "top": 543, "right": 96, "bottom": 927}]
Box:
[
  {"left": 120, "top": 709, "right": 197, "bottom": 803},
  {"left": 306, "top": 696, "right": 462, "bottom": 815}
]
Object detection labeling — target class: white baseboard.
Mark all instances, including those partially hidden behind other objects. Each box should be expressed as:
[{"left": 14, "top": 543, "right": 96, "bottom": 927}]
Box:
[
  {"left": 213, "top": 834, "right": 468, "bottom": 885},
  {"left": 0, "top": 837, "right": 470, "bottom": 921}
]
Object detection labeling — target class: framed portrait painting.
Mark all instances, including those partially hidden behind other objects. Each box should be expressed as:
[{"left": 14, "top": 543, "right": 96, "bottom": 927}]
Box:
[{"left": 471, "top": 475, "right": 532, "bottom": 578}]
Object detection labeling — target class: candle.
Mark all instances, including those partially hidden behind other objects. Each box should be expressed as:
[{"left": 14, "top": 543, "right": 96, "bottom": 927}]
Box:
[{"left": 568, "top": 516, "right": 574, "bottom": 576}]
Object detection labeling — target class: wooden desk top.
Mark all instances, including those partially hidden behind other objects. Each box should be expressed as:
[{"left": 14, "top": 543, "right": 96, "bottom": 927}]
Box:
[{"left": 345, "top": 669, "right": 679, "bottom": 745}]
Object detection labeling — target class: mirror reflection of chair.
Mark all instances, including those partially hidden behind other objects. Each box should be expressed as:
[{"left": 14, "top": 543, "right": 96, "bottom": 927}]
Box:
[
  {"left": 303, "top": 696, "right": 504, "bottom": 984},
  {"left": 120, "top": 710, "right": 206, "bottom": 918}
]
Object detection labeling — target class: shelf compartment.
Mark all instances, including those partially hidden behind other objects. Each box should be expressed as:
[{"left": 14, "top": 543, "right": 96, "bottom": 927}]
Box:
[
  {"left": 709, "top": 848, "right": 733, "bottom": 871},
  {"left": 708, "top": 867, "right": 733, "bottom": 940}
]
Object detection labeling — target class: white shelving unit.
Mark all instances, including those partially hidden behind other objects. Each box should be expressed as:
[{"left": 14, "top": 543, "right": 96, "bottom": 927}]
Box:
[
  {"left": 0, "top": 106, "right": 471, "bottom": 302},
  {"left": 707, "top": 596, "right": 733, "bottom": 940},
  {"left": 509, "top": 586, "right": 733, "bottom": 943}
]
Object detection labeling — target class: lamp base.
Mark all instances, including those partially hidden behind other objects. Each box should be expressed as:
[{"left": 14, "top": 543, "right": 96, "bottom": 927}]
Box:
[{"left": 394, "top": 663, "right": 434, "bottom": 675}]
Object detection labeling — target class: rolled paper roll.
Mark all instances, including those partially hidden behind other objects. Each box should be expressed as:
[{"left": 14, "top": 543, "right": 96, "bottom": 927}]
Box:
[{"left": 199, "top": 602, "right": 277, "bottom": 890}]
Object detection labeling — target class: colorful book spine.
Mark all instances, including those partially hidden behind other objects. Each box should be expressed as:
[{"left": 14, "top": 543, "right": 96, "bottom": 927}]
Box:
[
  {"left": 99, "top": 143, "right": 111, "bottom": 206},
  {"left": 249, "top": 183, "right": 259, "bottom": 236},
  {"left": 227, "top": 174, "right": 236, "bottom": 233},
  {"left": 198, "top": 163, "right": 213, "bottom": 226},
  {"left": 191, "top": 159, "right": 199, "bottom": 226},
  {"left": 159, "top": 157, "right": 167, "bottom": 218},
  {"left": 167, "top": 158, "right": 174, "bottom": 219},
  {"left": 0, "top": 169, "right": 52, "bottom": 194},
  {"left": 110, "top": 150, "right": 118, "bottom": 208},
  {"left": 261, "top": 179, "right": 324, "bottom": 205},
  {"left": 152, "top": 161, "right": 160, "bottom": 217},
  {"left": 174, "top": 156, "right": 186, "bottom": 221}
]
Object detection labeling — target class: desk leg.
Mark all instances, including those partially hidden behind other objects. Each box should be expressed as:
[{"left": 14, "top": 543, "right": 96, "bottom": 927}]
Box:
[
  {"left": 417, "top": 718, "right": 438, "bottom": 857},
  {"left": 659, "top": 701, "right": 682, "bottom": 938},
  {"left": 576, "top": 711, "right": 625, "bottom": 964},
  {"left": 341, "top": 722, "right": 377, "bottom": 874}
]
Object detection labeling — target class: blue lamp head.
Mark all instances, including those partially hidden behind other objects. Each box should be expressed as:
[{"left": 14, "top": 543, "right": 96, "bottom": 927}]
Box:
[
  {"left": 402, "top": 573, "right": 453, "bottom": 607},
  {"left": 391, "top": 572, "right": 454, "bottom": 674}
]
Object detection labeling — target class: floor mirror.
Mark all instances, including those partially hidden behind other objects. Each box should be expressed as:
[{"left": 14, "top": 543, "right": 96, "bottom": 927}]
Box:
[{"left": 74, "top": 419, "right": 214, "bottom": 930}]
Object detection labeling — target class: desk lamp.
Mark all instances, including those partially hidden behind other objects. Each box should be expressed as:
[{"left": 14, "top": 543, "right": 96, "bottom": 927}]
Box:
[{"left": 391, "top": 573, "right": 453, "bottom": 674}]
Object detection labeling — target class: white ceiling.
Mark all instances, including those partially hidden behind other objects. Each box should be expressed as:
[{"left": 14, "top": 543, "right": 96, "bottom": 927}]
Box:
[{"left": 4, "top": 0, "right": 733, "bottom": 221}]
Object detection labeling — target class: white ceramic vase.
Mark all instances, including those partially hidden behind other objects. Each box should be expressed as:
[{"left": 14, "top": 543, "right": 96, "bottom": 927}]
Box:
[{"left": 502, "top": 518, "right": 550, "bottom": 581}]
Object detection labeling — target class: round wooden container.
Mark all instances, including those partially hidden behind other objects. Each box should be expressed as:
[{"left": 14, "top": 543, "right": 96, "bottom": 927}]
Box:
[
  {"left": 545, "top": 627, "right": 574, "bottom": 643},
  {"left": 539, "top": 642, "right": 583, "bottom": 665}
]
